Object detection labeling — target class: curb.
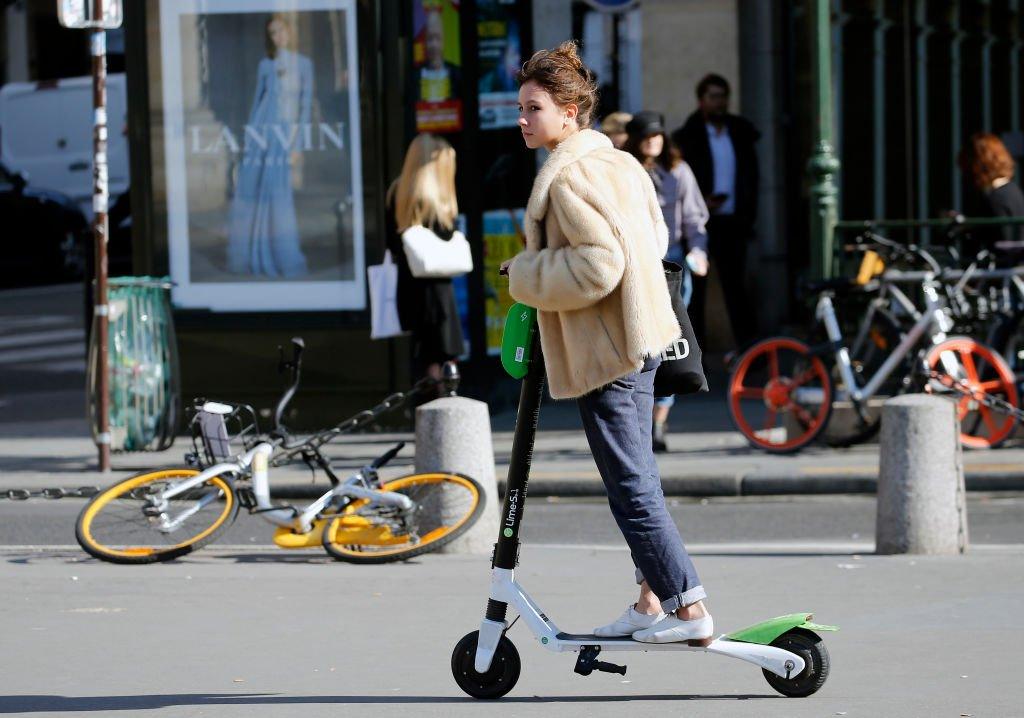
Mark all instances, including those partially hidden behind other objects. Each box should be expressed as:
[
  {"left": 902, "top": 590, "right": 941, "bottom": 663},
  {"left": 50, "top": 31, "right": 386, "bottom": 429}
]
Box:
[{"left": 268, "top": 471, "right": 1024, "bottom": 499}]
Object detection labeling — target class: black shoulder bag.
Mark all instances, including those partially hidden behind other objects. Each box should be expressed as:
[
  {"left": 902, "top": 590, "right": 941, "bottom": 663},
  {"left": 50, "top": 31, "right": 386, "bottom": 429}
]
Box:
[{"left": 653, "top": 260, "right": 709, "bottom": 397}]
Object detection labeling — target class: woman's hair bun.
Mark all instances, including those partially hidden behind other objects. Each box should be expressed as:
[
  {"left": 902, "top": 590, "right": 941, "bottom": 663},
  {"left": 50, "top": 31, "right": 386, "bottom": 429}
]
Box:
[
  {"left": 552, "top": 40, "right": 583, "bottom": 69},
  {"left": 517, "top": 40, "right": 599, "bottom": 127}
]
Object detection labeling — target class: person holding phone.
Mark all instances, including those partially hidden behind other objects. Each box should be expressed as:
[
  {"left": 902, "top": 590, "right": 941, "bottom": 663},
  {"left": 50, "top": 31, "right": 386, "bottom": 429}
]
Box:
[
  {"left": 671, "top": 73, "right": 761, "bottom": 350},
  {"left": 623, "top": 111, "right": 709, "bottom": 452}
]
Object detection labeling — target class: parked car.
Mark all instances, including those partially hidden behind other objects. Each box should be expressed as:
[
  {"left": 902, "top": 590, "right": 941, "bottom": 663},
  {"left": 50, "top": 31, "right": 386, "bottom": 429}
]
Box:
[
  {"left": 0, "top": 161, "right": 90, "bottom": 287},
  {"left": 0, "top": 74, "right": 129, "bottom": 220}
]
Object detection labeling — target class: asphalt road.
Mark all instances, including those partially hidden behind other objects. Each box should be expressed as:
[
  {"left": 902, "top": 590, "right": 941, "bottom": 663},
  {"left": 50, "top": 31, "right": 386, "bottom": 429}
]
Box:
[
  {"left": 2, "top": 494, "right": 1023, "bottom": 549},
  {"left": 3, "top": 543, "right": 1023, "bottom": 717}
]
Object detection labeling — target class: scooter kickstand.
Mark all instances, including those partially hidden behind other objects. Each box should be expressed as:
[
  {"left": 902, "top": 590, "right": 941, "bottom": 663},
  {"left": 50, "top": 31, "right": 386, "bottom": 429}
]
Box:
[{"left": 574, "top": 645, "right": 627, "bottom": 677}]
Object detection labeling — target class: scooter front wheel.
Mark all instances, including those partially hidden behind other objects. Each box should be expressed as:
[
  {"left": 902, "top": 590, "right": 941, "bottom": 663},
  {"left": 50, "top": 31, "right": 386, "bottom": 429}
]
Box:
[
  {"left": 451, "top": 630, "right": 520, "bottom": 699},
  {"left": 762, "top": 628, "right": 830, "bottom": 697}
]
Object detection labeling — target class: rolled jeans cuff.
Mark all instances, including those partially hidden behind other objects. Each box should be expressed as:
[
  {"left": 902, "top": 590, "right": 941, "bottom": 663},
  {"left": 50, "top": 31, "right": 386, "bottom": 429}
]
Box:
[
  {"left": 658, "top": 586, "right": 708, "bottom": 615},
  {"left": 635, "top": 567, "right": 707, "bottom": 613}
]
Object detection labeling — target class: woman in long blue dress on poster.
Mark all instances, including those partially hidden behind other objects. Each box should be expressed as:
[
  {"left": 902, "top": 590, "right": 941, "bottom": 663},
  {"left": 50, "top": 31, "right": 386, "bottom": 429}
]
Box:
[{"left": 227, "top": 13, "right": 311, "bottom": 278}]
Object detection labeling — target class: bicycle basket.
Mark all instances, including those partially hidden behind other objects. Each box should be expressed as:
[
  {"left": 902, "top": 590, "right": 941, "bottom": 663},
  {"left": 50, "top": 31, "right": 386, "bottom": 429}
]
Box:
[{"left": 187, "top": 400, "right": 259, "bottom": 465}]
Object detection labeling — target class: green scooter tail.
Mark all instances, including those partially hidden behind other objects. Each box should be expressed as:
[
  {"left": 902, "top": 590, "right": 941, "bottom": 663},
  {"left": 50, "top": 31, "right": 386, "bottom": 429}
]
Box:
[
  {"left": 501, "top": 303, "right": 538, "bottom": 379},
  {"left": 724, "top": 613, "right": 839, "bottom": 645}
]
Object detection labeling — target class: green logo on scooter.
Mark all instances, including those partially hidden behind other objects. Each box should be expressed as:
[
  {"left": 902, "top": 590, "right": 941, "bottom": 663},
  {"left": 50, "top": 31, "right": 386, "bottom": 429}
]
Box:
[{"left": 503, "top": 528, "right": 513, "bottom": 537}]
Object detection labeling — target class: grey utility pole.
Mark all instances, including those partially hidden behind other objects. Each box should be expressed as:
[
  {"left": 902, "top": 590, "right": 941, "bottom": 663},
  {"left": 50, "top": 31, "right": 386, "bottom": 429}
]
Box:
[{"left": 58, "top": 0, "right": 122, "bottom": 471}]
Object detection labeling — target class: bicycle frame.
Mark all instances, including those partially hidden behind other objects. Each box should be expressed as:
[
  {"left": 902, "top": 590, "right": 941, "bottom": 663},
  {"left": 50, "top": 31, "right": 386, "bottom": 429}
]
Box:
[
  {"left": 819, "top": 278, "right": 955, "bottom": 404},
  {"left": 154, "top": 442, "right": 414, "bottom": 535}
]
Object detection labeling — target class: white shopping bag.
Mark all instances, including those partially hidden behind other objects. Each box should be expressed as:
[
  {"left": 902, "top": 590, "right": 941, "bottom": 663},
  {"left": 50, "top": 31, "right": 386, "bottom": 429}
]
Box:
[{"left": 367, "top": 250, "right": 406, "bottom": 339}]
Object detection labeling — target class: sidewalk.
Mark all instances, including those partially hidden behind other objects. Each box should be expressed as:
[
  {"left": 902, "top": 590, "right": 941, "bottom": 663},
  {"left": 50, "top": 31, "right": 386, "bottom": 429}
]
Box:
[
  {"left": 2, "top": 393, "right": 1024, "bottom": 498},
  {"left": 2, "top": 283, "right": 1022, "bottom": 499}
]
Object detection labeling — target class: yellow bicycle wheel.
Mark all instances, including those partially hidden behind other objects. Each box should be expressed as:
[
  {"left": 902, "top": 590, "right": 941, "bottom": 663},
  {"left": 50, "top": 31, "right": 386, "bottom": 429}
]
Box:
[
  {"left": 322, "top": 472, "right": 484, "bottom": 564},
  {"left": 76, "top": 468, "right": 237, "bottom": 564}
]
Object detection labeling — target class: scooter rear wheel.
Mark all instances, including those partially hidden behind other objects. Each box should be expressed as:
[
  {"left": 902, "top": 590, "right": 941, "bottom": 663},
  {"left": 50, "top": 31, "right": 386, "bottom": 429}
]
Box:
[
  {"left": 762, "top": 628, "right": 830, "bottom": 697},
  {"left": 451, "top": 630, "right": 520, "bottom": 699}
]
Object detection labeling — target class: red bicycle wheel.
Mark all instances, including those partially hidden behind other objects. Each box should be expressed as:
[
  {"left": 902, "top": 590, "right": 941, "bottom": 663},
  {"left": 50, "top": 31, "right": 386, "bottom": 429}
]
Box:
[
  {"left": 925, "top": 337, "right": 1019, "bottom": 449},
  {"left": 728, "top": 338, "right": 833, "bottom": 453}
]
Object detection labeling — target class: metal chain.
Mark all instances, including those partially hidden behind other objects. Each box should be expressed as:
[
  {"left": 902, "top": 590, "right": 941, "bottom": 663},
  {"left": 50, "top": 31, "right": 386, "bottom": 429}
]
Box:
[
  {"left": 928, "top": 369, "right": 1024, "bottom": 422},
  {"left": 1, "top": 486, "right": 101, "bottom": 501},
  {"left": 280, "top": 374, "right": 454, "bottom": 457}
]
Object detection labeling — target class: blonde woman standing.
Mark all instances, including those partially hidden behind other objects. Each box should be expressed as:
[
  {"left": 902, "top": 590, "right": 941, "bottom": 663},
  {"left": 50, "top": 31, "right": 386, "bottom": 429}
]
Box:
[
  {"left": 386, "top": 134, "right": 464, "bottom": 384},
  {"left": 501, "top": 42, "right": 713, "bottom": 644}
]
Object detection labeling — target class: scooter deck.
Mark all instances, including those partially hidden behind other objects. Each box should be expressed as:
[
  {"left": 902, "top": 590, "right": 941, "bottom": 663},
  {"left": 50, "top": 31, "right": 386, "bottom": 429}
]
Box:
[{"left": 554, "top": 632, "right": 715, "bottom": 651}]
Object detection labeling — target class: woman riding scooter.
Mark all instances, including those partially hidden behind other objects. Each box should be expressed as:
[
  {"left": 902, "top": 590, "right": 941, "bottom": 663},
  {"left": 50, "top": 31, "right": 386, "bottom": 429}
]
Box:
[{"left": 500, "top": 41, "right": 712, "bottom": 644}]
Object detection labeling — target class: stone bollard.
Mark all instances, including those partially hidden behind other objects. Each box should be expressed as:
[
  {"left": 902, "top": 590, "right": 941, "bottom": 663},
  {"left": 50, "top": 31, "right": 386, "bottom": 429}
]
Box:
[
  {"left": 415, "top": 397, "right": 499, "bottom": 554},
  {"left": 876, "top": 394, "right": 968, "bottom": 555}
]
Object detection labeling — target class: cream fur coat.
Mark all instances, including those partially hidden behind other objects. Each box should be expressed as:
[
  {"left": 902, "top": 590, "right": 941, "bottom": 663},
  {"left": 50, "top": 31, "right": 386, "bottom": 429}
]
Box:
[{"left": 508, "top": 129, "right": 681, "bottom": 399}]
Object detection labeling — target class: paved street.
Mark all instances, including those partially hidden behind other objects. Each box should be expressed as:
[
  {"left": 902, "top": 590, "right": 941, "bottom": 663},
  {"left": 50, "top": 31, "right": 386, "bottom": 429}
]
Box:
[
  {"left": 3, "top": 493, "right": 1024, "bottom": 548},
  {"left": 2, "top": 539, "right": 1023, "bottom": 717},
  {"left": 3, "top": 495, "right": 1024, "bottom": 716}
]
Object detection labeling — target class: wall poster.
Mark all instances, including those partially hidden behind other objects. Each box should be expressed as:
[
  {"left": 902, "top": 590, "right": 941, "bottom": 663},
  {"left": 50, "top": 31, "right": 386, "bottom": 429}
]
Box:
[
  {"left": 412, "top": 0, "right": 463, "bottom": 133},
  {"left": 483, "top": 208, "right": 525, "bottom": 355},
  {"left": 160, "top": 0, "right": 364, "bottom": 311},
  {"left": 477, "top": 0, "right": 521, "bottom": 130}
]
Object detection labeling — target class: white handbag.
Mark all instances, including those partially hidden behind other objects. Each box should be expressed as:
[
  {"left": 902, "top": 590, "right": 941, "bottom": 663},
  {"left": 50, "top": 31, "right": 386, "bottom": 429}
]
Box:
[
  {"left": 401, "top": 225, "right": 473, "bottom": 278},
  {"left": 367, "top": 250, "right": 406, "bottom": 339}
]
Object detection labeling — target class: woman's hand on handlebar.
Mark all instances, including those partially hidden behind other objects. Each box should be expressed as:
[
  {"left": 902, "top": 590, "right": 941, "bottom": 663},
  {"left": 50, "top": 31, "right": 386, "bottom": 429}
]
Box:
[{"left": 499, "top": 258, "right": 514, "bottom": 276}]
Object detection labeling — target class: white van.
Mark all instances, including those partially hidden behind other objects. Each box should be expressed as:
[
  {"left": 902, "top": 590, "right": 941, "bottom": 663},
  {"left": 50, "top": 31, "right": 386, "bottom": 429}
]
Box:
[{"left": 0, "top": 73, "right": 129, "bottom": 219}]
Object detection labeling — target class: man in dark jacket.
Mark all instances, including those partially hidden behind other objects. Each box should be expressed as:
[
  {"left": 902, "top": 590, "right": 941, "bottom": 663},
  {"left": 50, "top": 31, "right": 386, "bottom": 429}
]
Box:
[{"left": 671, "top": 73, "right": 760, "bottom": 349}]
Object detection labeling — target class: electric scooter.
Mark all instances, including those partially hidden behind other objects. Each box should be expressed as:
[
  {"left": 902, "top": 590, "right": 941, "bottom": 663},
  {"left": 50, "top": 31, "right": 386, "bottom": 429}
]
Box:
[{"left": 451, "top": 302, "right": 838, "bottom": 699}]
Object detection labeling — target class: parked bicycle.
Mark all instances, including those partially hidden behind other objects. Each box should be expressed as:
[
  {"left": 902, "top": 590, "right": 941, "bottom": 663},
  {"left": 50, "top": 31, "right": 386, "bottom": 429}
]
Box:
[
  {"left": 76, "top": 339, "right": 485, "bottom": 564},
  {"left": 727, "top": 234, "right": 1021, "bottom": 453},
  {"left": 941, "top": 245, "right": 1024, "bottom": 389}
]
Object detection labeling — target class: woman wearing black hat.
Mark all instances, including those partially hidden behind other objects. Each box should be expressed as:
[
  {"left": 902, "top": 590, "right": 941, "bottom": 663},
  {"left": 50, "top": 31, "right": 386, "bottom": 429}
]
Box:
[{"left": 624, "top": 111, "right": 709, "bottom": 452}]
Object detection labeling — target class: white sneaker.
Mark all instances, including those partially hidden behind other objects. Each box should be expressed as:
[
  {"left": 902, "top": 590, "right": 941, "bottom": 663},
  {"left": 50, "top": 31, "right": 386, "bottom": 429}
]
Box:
[
  {"left": 594, "top": 604, "right": 666, "bottom": 637},
  {"left": 631, "top": 614, "right": 714, "bottom": 644}
]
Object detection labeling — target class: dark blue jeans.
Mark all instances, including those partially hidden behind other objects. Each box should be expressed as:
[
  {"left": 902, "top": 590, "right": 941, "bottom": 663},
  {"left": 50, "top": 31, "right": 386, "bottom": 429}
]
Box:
[{"left": 577, "top": 356, "right": 706, "bottom": 613}]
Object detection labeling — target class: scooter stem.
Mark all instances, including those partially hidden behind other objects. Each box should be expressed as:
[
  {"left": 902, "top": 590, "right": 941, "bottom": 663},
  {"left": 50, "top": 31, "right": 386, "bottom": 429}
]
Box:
[{"left": 492, "top": 340, "right": 544, "bottom": 571}]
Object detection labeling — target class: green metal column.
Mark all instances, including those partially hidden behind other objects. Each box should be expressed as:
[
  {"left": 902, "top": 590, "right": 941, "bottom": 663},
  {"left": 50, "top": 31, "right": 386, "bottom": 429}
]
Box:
[
  {"left": 872, "top": 1, "right": 889, "bottom": 219},
  {"left": 808, "top": 0, "right": 841, "bottom": 279}
]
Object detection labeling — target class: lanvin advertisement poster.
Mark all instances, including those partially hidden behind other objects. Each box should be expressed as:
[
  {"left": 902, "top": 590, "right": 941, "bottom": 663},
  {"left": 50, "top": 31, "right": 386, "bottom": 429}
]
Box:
[
  {"left": 412, "top": 0, "right": 463, "bottom": 133},
  {"left": 160, "top": 0, "right": 364, "bottom": 312}
]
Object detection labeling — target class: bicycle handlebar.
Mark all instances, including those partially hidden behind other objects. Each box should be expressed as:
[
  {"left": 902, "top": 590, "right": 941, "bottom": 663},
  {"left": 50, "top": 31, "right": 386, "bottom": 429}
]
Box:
[
  {"left": 844, "top": 232, "right": 943, "bottom": 274},
  {"left": 878, "top": 265, "right": 1024, "bottom": 283},
  {"left": 370, "top": 442, "right": 406, "bottom": 470},
  {"left": 273, "top": 337, "right": 305, "bottom": 431}
]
